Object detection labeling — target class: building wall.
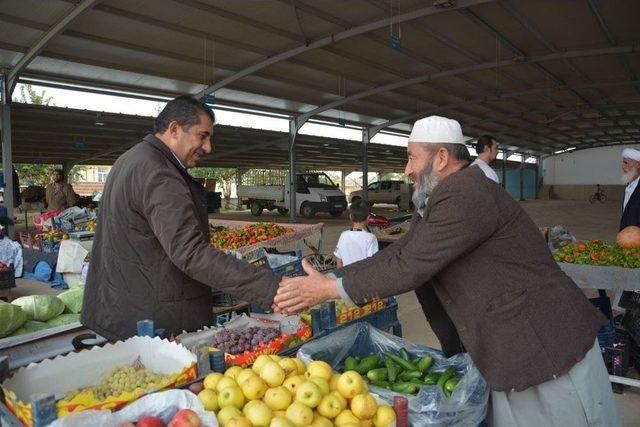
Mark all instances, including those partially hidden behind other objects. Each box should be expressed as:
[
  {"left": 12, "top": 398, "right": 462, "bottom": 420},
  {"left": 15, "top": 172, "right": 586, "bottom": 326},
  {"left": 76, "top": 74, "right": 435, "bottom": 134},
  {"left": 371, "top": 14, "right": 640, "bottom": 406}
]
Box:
[
  {"left": 71, "top": 165, "right": 112, "bottom": 196},
  {"left": 542, "top": 144, "right": 638, "bottom": 201}
]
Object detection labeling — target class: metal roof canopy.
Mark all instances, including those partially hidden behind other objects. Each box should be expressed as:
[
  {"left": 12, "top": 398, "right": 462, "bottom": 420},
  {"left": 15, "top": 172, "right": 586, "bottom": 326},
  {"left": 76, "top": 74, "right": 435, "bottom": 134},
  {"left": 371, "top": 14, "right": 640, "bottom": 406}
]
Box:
[
  {"left": 1, "top": 0, "right": 638, "bottom": 222},
  {"left": 9, "top": 103, "right": 535, "bottom": 171}
]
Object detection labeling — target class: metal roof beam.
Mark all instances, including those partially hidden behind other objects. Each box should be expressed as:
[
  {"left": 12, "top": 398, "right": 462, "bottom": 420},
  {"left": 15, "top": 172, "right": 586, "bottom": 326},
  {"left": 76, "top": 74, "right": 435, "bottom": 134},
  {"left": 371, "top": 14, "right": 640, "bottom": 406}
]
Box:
[
  {"left": 195, "top": 0, "right": 494, "bottom": 98},
  {"left": 7, "top": 0, "right": 99, "bottom": 91}
]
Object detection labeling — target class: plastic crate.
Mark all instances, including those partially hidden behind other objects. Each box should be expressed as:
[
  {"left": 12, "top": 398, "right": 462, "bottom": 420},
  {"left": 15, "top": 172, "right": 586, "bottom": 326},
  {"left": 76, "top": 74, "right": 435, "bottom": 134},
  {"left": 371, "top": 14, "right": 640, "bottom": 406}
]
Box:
[
  {"left": 321, "top": 297, "right": 402, "bottom": 337},
  {"left": 18, "top": 232, "right": 40, "bottom": 251},
  {"left": 252, "top": 249, "right": 305, "bottom": 278},
  {"left": 0, "top": 266, "right": 15, "bottom": 290}
]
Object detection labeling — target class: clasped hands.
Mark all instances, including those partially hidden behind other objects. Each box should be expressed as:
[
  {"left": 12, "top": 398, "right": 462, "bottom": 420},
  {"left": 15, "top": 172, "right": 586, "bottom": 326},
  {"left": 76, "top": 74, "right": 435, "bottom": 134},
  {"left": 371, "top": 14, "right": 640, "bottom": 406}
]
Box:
[{"left": 272, "top": 260, "right": 339, "bottom": 315}]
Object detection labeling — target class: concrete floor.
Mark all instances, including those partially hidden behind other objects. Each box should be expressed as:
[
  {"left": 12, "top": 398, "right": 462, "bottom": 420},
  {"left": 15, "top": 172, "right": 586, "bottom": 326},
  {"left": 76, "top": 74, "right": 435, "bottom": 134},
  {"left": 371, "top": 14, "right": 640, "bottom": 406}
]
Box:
[
  {"left": 9, "top": 200, "right": 639, "bottom": 424},
  {"left": 211, "top": 200, "right": 639, "bottom": 425}
]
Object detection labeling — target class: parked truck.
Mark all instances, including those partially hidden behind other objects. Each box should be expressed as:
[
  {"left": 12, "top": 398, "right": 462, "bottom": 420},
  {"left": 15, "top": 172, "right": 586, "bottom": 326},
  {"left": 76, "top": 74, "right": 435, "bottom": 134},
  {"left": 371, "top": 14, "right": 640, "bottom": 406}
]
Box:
[
  {"left": 349, "top": 180, "right": 414, "bottom": 211},
  {"left": 237, "top": 172, "right": 348, "bottom": 218}
]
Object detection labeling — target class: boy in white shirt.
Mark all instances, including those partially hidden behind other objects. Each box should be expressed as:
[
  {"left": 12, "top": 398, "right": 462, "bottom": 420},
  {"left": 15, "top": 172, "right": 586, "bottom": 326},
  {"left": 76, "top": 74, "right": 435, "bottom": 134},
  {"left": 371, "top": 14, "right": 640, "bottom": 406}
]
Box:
[{"left": 334, "top": 200, "right": 379, "bottom": 267}]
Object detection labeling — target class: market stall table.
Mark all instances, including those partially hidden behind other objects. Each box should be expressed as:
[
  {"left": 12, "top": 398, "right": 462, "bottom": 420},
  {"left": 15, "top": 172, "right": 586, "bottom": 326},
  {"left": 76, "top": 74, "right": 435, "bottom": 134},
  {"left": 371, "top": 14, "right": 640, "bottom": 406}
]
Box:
[{"left": 560, "top": 262, "right": 640, "bottom": 390}]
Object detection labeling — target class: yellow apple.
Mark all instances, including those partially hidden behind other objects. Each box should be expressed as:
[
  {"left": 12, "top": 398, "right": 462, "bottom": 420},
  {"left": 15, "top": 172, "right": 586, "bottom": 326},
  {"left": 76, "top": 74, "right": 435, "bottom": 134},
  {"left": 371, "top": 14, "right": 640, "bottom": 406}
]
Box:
[
  {"left": 225, "top": 366, "right": 244, "bottom": 380},
  {"left": 305, "top": 361, "right": 333, "bottom": 381},
  {"left": 216, "top": 376, "right": 239, "bottom": 393},
  {"left": 350, "top": 394, "right": 377, "bottom": 420},
  {"left": 307, "top": 376, "right": 330, "bottom": 396},
  {"left": 261, "top": 361, "right": 286, "bottom": 387},
  {"left": 317, "top": 392, "right": 347, "bottom": 419},
  {"left": 273, "top": 410, "right": 287, "bottom": 418},
  {"left": 293, "top": 358, "right": 307, "bottom": 375},
  {"left": 279, "top": 358, "right": 299, "bottom": 377},
  {"left": 335, "top": 410, "right": 361, "bottom": 426},
  {"left": 203, "top": 372, "right": 224, "bottom": 390},
  {"left": 284, "top": 375, "right": 306, "bottom": 396},
  {"left": 197, "top": 388, "right": 219, "bottom": 412},
  {"left": 372, "top": 405, "right": 396, "bottom": 427},
  {"left": 330, "top": 374, "right": 341, "bottom": 391},
  {"left": 361, "top": 419, "right": 373, "bottom": 427},
  {"left": 264, "top": 386, "right": 293, "bottom": 411},
  {"left": 329, "top": 391, "right": 347, "bottom": 410},
  {"left": 253, "top": 355, "right": 274, "bottom": 374},
  {"left": 237, "top": 368, "right": 257, "bottom": 386},
  {"left": 218, "top": 406, "right": 243, "bottom": 426},
  {"left": 270, "top": 416, "right": 295, "bottom": 427},
  {"left": 270, "top": 355, "right": 282, "bottom": 362},
  {"left": 310, "top": 412, "right": 333, "bottom": 427},
  {"left": 337, "top": 371, "right": 365, "bottom": 399},
  {"left": 226, "top": 417, "right": 253, "bottom": 427},
  {"left": 286, "top": 402, "right": 314, "bottom": 427},
  {"left": 244, "top": 400, "right": 273, "bottom": 426},
  {"left": 241, "top": 375, "right": 268, "bottom": 400},
  {"left": 218, "top": 386, "right": 246, "bottom": 409},
  {"left": 295, "top": 381, "right": 323, "bottom": 408}
]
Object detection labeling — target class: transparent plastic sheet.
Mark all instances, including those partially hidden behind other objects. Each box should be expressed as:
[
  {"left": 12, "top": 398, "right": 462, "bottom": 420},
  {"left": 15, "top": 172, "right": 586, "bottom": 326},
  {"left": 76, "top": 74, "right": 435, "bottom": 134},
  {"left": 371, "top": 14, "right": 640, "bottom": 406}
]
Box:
[{"left": 297, "top": 323, "right": 489, "bottom": 427}]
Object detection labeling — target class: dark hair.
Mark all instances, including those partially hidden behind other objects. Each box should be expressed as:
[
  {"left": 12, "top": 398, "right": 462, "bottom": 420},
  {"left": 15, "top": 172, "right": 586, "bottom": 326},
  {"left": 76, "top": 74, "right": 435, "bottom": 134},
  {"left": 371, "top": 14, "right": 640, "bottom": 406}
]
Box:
[
  {"left": 475, "top": 135, "right": 496, "bottom": 155},
  {"left": 349, "top": 199, "right": 371, "bottom": 223},
  {"left": 428, "top": 143, "right": 471, "bottom": 164},
  {"left": 53, "top": 169, "right": 65, "bottom": 179},
  {"left": 154, "top": 96, "right": 216, "bottom": 134}
]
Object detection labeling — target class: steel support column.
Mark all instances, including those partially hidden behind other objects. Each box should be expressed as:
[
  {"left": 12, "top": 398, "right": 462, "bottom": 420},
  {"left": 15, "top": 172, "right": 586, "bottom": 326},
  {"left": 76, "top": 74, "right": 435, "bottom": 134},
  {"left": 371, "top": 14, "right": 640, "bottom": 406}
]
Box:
[
  {"left": 340, "top": 170, "right": 346, "bottom": 193},
  {"left": 534, "top": 156, "right": 540, "bottom": 200},
  {"left": 1, "top": 74, "right": 14, "bottom": 238},
  {"left": 288, "top": 119, "right": 297, "bottom": 223},
  {"left": 235, "top": 168, "right": 246, "bottom": 210},
  {"left": 362, "top": 129, "right": 370, "bottom": 203},
  {"left": 501, "top": 150, "right": 508, "bottom": 189},
  {"left": 519, "top": 155, "right": 526, "bottom": 202}
]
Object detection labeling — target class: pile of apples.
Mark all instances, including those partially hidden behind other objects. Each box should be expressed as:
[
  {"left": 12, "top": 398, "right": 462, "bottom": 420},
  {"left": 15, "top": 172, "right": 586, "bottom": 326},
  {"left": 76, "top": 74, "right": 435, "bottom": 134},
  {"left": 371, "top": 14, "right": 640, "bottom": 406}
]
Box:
[
  {"left": 117, "top": 409, "right": 202, "bottom": 427},
  {"left": 191, "top": 355, "right": 396, "bottom": 427}
]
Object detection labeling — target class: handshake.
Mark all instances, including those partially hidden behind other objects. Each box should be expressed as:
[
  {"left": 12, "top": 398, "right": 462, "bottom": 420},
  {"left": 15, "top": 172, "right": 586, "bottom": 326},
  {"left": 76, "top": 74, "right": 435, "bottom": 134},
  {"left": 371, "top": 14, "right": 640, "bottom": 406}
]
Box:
[{"left": 272, "top": 260, "right": 340, "bottom": 315}]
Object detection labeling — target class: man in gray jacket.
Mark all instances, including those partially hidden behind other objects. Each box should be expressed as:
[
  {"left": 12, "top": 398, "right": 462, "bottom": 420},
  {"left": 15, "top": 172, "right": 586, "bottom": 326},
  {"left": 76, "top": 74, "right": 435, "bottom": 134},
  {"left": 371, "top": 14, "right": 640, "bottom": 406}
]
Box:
[
  {"left": 82, "top": 96, "right": 278, "bottom": 340},
  {"left": 275, "top": 116, "right": 620, "bottom": 426}
]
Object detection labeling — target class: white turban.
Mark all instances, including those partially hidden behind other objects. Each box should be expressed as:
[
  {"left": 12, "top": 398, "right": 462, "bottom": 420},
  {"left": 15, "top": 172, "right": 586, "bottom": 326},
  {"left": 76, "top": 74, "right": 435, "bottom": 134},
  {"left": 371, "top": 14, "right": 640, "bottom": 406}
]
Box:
[
  {"left": 622, "top": 148, "right": 640, "bottom": 162},
  {"left": 408, "top": 116, "right": 465, "bottom": 145}
]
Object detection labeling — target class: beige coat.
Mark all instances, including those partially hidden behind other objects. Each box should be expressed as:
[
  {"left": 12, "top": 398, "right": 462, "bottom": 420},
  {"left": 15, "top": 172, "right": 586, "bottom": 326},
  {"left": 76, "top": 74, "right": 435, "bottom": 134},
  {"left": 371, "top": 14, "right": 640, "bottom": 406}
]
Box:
[{"left": 45, "top": 182, "right": 76, "bottom": 211}]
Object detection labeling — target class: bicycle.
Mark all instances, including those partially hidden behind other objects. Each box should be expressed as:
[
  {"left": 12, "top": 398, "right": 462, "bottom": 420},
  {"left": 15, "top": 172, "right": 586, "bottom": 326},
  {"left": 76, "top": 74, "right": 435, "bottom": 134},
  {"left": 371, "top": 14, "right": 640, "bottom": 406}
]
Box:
[{"left": 589, "top": 185, "right": 607, "bottom": 203}]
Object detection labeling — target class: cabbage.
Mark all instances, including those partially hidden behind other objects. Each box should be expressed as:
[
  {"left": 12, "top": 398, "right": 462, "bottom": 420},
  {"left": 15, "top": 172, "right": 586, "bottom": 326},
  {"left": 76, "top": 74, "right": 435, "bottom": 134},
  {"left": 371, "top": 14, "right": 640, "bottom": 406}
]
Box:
[
  {"left": 12, "top": 295, "right": 65, "bottom": 321},
  {"left": 46, "top": 313, "right": 80, "bottom": 327},
  {"left": 57, "top": 287, "right": 84, "bottom": 314},
  {"left": 9, "top": 320, "right": 49, "bottom": 336},
  {"left": 0, "top": 301, "right": 26, "bottom": 337}
]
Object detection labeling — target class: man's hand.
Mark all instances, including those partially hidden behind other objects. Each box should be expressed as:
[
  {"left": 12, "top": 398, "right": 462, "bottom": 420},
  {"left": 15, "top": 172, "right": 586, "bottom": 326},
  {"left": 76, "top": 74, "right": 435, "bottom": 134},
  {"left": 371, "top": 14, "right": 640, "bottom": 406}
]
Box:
[{"left": 273, "top": 260, "right": 339, "bottom": 314}]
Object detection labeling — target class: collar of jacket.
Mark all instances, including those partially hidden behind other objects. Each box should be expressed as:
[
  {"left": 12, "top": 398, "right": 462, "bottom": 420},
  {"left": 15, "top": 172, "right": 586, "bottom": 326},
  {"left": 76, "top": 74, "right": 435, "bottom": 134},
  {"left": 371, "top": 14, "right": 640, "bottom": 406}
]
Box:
[
  {"left": 143, "top": 134, "right": 204, "bottom": 187},
  {"left": 144, "top": 134, "right": 187, "bottom": 172}
]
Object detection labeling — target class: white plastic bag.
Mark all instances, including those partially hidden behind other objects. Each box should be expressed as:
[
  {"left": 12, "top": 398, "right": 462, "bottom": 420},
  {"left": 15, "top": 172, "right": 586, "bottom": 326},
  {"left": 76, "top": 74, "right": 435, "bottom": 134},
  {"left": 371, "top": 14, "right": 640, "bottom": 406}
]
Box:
[{"left": 47, "top": 390, "right": 217, "bottom": 427}]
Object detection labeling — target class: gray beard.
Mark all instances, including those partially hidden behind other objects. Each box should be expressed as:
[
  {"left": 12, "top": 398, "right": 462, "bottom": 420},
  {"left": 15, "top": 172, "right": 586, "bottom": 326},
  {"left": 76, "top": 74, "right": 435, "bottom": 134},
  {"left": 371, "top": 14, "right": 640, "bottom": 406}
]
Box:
[
  {"left": 412, "top": 161, "right": 439, "bottom": 216},
  {"left": 622, "top": 170, "right": 638, "bottom": 185}
]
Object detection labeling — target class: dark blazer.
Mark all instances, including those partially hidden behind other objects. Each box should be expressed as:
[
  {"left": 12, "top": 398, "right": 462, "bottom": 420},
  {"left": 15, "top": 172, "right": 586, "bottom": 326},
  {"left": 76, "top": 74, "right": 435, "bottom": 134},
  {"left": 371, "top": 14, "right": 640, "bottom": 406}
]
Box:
[
  {"left": 337, "top": 166, "right": 604, "bottom": 392},
  {"left": 82, "top": 135, "right": 278, "bottom": 340},
  {"left": 620, "top": 182, "right": 640, "bottom": 230}
]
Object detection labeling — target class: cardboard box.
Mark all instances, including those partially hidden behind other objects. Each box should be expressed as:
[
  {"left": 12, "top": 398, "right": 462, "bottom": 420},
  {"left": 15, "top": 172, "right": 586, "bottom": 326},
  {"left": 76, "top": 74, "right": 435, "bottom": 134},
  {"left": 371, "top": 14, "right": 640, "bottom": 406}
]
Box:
[{"left": 1, "top": 336, "right": 197, "bottom": 426}]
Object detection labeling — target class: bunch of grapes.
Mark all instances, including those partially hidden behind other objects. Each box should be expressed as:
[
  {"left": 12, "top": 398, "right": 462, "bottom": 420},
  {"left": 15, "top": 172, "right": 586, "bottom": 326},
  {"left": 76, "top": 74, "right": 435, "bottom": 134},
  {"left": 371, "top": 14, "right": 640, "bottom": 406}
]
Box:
[
  {"left": 212, "top": 327, "right": 281, "bottom": 355},
  {"left": 64, "top": 364, "right": 170, "bottom": 401}
]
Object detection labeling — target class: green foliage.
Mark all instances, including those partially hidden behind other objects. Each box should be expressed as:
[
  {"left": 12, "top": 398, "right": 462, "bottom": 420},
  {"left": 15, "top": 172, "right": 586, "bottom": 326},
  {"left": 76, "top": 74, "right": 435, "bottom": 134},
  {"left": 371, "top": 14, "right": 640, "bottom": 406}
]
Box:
[
  {"left": 14, "top": 164, "right": 59, "bottom": 187},
  {"left": 13, "top": 84, "right": 54, "bottom": 106}
]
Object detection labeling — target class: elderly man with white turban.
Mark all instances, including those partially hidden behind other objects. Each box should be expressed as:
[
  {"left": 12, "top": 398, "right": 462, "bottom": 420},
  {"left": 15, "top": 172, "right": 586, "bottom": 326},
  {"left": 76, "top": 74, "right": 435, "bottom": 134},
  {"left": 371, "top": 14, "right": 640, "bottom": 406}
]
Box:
[
  {"left": 274, "top": 116, "right": 621, "bottom": 426},
  {"left": 621, "top": 148, "right": 640, "bottom": 230}
]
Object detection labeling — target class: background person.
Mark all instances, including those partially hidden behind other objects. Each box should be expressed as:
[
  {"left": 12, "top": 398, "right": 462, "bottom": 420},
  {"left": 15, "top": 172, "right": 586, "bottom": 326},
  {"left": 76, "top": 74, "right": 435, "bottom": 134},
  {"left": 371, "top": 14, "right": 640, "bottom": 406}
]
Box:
[
  {"left": 471, "top": 134, "right": 500, "bottom": 183},
  {"left": 45, "top": 169, "right": 76, "bottom": 212},
  {"left": 334, "top": 200, "right": 378, "bottom": 268}
]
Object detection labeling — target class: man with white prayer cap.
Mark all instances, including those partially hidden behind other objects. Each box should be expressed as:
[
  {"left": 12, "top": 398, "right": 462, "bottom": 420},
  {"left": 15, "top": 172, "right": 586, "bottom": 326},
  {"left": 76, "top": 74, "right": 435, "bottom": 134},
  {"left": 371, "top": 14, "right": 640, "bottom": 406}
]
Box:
[
  {"left": 274, "top": 116, "right": 621, "bottom": 427},
  {"left": 620, "top": 147, "right": 640, "bottom": 229}
]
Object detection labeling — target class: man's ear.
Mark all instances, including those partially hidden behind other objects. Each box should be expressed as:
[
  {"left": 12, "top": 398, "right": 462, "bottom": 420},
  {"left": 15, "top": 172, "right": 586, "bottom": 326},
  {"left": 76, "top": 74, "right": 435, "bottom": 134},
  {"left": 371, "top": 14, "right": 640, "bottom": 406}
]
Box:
[
  {"left": 433, "top": 147, "right": 449, "bottom": 173},
  {"left": 167, "top": 121, "right": 180, "bottom": 140}
]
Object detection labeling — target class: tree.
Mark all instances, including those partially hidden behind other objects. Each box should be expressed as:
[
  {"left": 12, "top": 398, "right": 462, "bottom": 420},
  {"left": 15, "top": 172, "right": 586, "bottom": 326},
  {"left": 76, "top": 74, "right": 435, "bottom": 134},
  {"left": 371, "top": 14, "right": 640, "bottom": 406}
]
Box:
[
  {"left": 13, "top": 84, "right": 54, "bottom": 106},
  {"left": 191, "top": 167, "right": 237, "bottom": 208},
  {"left": 14, "top": 164, "right": 59, "bottom": 187}
]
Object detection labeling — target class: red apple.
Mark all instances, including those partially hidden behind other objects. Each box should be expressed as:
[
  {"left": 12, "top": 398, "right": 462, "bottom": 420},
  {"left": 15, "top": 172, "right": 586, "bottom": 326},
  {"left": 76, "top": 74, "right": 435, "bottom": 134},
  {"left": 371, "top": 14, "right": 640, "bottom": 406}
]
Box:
[
  {"left": 168, "top": 409, "right": 201, "bottom": 427},
  {"left": 138, "top": 416, "right": 166, "bottom": 427},
  {"left": 188, "top": 381, "right": 204, "bottom": 395}
]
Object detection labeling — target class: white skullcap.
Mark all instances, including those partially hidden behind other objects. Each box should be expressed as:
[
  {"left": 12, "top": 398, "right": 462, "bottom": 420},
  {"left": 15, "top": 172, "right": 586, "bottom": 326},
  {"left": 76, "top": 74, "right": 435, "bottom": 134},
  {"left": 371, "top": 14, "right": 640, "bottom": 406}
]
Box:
[
  {"left": 622, "top": 148, "right": 640, "bottom": 162},
  {"left": 408, "top": 116, "right": 465, "bottom": 145}
]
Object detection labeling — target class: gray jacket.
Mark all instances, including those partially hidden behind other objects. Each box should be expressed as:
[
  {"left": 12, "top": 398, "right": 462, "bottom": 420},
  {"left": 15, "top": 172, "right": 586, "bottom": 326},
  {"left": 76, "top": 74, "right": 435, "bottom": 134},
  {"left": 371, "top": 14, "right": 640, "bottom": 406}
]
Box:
[{"left": 82, "top": 135, "right": 278, "bottom": 340}]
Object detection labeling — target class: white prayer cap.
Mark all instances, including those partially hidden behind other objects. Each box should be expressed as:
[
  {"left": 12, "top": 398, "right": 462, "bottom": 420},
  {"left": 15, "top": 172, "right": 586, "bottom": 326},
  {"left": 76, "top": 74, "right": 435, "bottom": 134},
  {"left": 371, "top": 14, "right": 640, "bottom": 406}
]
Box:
[
  {"left": 408, "top": 116, "right": 465, "bottom": 145},
  {"left": 622, "top": 148, "right": 640, "bottom": 162}
]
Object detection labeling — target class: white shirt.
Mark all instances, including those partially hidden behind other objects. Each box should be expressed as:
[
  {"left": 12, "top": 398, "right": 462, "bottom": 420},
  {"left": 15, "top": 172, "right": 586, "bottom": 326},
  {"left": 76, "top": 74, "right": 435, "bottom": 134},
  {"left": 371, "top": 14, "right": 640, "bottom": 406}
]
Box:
[
  {"left": 334, "top": 229, "right": 379, "bottom": 266},
  {"left": 624, "top": 176, "right": 639, "bottom": 211},
  {"left": 471, "top": 158, "right": 500, "bottom": 183}
]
